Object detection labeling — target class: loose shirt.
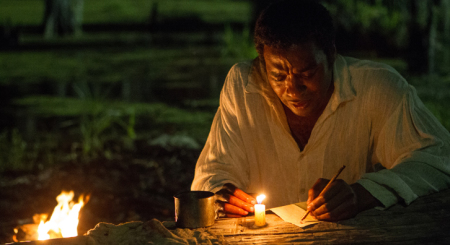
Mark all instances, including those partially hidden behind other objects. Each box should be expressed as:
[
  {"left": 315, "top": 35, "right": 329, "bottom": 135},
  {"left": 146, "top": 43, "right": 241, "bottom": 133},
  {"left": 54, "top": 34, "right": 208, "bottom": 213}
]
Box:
[{"left": 191, "top": 55, "right": 450, "bottom": 209}]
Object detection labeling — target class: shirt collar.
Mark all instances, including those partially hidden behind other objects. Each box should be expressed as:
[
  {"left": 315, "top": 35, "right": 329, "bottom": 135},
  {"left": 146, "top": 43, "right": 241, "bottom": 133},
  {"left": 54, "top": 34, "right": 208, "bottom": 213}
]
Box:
[
  {"left": 329, "top": 54, "right": 356, "bottom": 111},
  {"left": 245, "top": 54, "right": 356, "bottom": 111},
  {"left": 245, "top": 56, "right": 277, "bottom": 100}
]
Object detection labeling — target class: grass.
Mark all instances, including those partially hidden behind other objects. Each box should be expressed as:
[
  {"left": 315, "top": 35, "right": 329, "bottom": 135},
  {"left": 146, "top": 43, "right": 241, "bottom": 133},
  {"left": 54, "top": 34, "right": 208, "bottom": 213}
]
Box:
[
  {"left": 0, "top": 93, "right": 215, "bottom": 171},
  {"left": 0, "top": 1, "right": 253, "bottom": 171},
  {"left": 1, "top": 0, "right": 449, "bottom": 174},
  {"left": 410, "top": 75, "right": 450, "bottom": 131},
  {"left": 0, "top": 42, "right": 226, "bottom": 171},
  {"left": 0, "top": 129, "right": 28, "bottom": 171},
  {"left": 0, "top": 0, "right": 44, "bottom": 26},
  {"left": 0, "top": 51, "right": 86, "bottom": 85},
  {"left": 155, "top": 0, "right": 250, "bottom": 24},
  {"left": 0, "top": 0, "right": 251, "bottom": 26}
]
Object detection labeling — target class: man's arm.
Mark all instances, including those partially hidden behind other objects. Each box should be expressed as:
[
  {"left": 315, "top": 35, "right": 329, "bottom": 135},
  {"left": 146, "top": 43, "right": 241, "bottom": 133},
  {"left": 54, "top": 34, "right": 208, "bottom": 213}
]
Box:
[
  {"left": 191, "top": 62, "right": 256, "bottom": 217},
  {"left": 307, "top": 84, "right": 450, "bottom": 221},
  {"left": 357, "top": 88, "right": 450, "bottom": 209}
]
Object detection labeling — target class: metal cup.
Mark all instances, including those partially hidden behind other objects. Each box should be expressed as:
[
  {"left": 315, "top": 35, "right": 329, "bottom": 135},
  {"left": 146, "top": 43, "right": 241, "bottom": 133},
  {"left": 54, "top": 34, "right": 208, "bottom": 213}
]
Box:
[{"left": 174, "top": 191, "right": 215, "bottom": 228}]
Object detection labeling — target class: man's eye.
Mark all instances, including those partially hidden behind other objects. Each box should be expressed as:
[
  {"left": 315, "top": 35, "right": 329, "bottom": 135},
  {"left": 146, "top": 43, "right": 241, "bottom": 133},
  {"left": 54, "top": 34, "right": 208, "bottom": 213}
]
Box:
[
  {"left": 302, "top": 68, "right": 318, "bottom": 78},
  {"left": 302, "top": 74, "right": 313, "bottom": 79},
  {"left": 273, "top": 75, "right": 285, "bottom": 81}
]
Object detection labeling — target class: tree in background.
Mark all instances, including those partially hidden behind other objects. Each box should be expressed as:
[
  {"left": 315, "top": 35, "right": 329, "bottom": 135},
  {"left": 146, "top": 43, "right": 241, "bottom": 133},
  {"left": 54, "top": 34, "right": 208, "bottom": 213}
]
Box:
[
  {"left": 42, "top": 0, "right": 83, "bottom": 38},
  {"left": 440, "top": 0, "right": 450, "bottom": 75},
  {"left": 402, "top": 0, "right": 449, "bottom": 76},
  {"left": 321, "top": 0, "right": 450, "bottom": 77}
]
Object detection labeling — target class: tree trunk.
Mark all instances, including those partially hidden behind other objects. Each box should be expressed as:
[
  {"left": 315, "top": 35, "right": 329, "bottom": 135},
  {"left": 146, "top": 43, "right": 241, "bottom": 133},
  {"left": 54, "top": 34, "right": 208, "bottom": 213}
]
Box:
[
  {"left": 428, "top": 4, "right": 438, "bottom": 76},
  {"left": 443, "top": 0, "right": 450, "bottom": 73},
  {"left": 406, "top": 0, "right": 430, "bottom": 74},
  {"left": 43, "top": 0, "right": 83, "bottom": 38},
  {"left": 72, "top": 0, "right": 84, "bottom": 36}
]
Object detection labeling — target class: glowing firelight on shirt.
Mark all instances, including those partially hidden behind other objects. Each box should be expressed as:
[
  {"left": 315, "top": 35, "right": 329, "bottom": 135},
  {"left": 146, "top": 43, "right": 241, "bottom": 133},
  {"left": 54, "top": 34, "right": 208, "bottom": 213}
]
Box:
[{"left": 37, "top": 191, "right": 89, "bottom": 240}]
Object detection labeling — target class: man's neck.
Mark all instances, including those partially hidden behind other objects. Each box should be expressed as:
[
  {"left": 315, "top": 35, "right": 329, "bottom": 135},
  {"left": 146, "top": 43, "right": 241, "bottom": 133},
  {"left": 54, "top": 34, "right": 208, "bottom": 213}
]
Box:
[{"left": 282, "top": 81, "right": 334, "bottom": 150}]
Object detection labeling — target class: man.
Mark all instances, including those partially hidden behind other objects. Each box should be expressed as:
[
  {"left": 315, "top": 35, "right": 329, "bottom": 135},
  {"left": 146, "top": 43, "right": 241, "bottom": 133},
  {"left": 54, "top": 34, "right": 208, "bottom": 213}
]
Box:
[{"left": 191, "top": 0, "right": 450, "bottom": 221}]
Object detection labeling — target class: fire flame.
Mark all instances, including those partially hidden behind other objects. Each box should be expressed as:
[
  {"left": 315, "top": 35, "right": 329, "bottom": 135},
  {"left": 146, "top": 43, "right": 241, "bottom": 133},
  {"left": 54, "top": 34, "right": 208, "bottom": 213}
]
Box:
[
  {"left": 256, "top": 194, "right": 266, "bottom": 204},
  {"left": 37, "top": 191, "right": 88, "bottom": 240}
]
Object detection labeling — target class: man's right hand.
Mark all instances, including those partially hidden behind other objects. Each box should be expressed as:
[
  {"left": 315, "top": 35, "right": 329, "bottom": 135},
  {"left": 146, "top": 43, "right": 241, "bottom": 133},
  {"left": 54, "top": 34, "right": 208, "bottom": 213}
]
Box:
[{"left": 214, "top": 183, "right": 256, "bottom": 218}]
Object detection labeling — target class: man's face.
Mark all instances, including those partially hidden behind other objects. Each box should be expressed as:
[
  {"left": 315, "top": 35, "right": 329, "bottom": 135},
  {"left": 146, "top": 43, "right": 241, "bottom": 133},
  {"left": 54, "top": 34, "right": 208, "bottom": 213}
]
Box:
[{"left": 263, "top": 42, "right": 334, "bottom": 118}]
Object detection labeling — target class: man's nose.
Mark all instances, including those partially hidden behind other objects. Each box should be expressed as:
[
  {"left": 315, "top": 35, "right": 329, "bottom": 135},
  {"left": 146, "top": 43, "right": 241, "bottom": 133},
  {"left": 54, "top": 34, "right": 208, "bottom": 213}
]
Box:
[{"left": 285, "top": 75, "right": 306, "bottom": 97}]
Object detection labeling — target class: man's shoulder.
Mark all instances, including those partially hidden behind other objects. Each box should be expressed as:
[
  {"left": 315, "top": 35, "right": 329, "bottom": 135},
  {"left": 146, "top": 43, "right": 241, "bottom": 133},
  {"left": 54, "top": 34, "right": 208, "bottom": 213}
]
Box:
[
  {"left": 223, "top": 58, "right": 260, "bottom": 93},
  {"left": 344, "top": 56, "right": 403, "bottom": 79},
  {"left": 220, "top": 60, "right": 255, "bottom": 103},
  {"left": 227, "top": 60, "right": 253, "bottom": 81},
  {"left": 342, "top": 56, "right": 409, "bottom": 94}
]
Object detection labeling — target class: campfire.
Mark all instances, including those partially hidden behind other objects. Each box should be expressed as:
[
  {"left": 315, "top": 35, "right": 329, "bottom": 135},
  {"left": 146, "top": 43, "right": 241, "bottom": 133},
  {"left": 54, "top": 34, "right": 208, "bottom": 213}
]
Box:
[{"left": 13, "top": 191, "right": 89, "bottom": 242}]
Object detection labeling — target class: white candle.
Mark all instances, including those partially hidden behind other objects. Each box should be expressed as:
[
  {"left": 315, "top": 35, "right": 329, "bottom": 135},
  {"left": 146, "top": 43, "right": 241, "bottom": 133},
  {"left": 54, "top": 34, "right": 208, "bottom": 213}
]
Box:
[{"left": 254, "top": 194, "right": 266, "bottom": 227}]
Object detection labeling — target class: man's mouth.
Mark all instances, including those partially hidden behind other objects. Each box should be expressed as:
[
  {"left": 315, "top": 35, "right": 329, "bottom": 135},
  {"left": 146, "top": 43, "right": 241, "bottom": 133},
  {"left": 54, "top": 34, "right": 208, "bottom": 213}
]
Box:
[{"left": 291, "top": 100, "right": 310, "bottom": 109}]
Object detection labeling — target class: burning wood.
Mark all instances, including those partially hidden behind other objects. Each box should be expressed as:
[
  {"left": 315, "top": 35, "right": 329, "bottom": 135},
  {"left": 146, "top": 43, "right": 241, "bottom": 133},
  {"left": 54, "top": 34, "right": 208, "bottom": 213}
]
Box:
[{"left": 13, "top": 191, "right": 89, "bottom": 242}]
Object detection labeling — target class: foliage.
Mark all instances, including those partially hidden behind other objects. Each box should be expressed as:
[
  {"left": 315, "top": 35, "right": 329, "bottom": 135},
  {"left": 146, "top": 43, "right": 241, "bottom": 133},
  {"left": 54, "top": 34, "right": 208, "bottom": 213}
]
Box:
[
  {"left": 0, "top": 129, "right": 28, "bottom": 171},
  {"left": 0, "top": 0, "right": 251, "bottom": 26},
  {"left": 72, "top": 81, "right": 137, "bottom": 160},
  {"left": 423, "top": 100, "right": 450, "bottom": 131},
  {"left": 154, "top": 0, "right": 250, "bottom": 24},
  {"left": 323, "top": 0, "right": 409, "bottom": 47},
  {"left": 13, "top": 93, "right": 214, "bottom": 162},
  {"left": 0, "top": 0, "right": 45, "bottom": 26},
  {"left": 410, "top": 75, "right": 450, "bottom": 132},
  {"left": 2, "top": 0, "right": 448, "bottom": 174},
  {"left": 221, "top": 24, "right": 258, "bottom": 61}
]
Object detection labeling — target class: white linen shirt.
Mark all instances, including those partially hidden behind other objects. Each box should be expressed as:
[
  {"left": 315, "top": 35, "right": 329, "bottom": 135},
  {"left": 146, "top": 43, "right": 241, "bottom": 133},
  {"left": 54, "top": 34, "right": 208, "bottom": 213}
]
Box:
[{"left": 191, "top": 55, "right": 450, "bottom": 209}]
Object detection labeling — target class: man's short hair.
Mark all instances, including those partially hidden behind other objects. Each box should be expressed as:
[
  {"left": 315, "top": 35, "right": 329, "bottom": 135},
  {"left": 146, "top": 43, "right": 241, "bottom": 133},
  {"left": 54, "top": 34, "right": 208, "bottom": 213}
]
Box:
[{"left": 254, "top": 0, "right": 335, "bottom": 61}]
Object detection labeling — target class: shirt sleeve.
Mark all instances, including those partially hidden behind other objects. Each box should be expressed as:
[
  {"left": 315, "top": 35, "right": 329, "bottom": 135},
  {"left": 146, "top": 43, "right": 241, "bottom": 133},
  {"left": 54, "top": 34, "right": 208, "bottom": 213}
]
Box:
[
  {"left": 357, "top": 86, "right": 450, "bottom": 208},
  {"left": 191, "top": 63, "right": 251, "bottom": 194}
]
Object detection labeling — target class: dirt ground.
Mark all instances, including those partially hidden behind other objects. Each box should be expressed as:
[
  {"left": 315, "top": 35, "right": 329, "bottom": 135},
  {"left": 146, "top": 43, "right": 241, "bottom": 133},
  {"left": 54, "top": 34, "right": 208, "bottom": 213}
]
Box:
[{"left": 0, "top": 144, "right": 200, "bottom": 243}]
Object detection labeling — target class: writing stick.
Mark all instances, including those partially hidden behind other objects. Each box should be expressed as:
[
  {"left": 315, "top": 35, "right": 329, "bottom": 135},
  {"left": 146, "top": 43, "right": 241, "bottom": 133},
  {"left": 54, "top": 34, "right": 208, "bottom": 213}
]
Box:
[{"left": 301, "top": 165, "right": 346, "bottom": 221}]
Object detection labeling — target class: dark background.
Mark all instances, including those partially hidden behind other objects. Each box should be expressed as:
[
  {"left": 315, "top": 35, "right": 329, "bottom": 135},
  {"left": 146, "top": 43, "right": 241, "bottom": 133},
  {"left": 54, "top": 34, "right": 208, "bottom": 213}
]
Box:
[{"left": 1, "top": 0, "right": 449, "bottom": 243}]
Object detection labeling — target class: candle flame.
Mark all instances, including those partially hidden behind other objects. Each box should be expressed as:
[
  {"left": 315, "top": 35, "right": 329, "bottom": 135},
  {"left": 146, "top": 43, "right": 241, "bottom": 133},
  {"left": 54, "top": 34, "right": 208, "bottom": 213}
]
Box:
[{"left": 256, "top": 194, "right": 266, "bottom": 204}]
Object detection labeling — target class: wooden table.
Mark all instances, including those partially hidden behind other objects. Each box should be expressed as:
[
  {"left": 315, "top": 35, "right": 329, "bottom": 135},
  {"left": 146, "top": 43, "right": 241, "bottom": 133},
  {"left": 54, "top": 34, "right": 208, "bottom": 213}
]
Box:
[
  {"left": 208, "top": 189, "right": 450, "bottom": 244},
  {"left": 5, "top": 189, "right": 450, "bottom": 245}
]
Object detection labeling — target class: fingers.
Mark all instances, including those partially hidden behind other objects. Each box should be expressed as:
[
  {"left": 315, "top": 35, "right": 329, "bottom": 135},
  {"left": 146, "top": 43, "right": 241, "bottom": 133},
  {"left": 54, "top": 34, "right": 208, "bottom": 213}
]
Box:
[
  {"left": 308, "top": 180, "right": 343, "bottom": 211},
  {"left": 307, "top": 178, "right": 329, "bottom": 205},
  {"left": 233, "top": 188, "right": 256, "bottom": 205},
  {"left": 216, "top": 207, "right": 243, "bottom": 218},
  {"left": 222, "top": 183, "right": 256, "bottom": 205},
  {"left": 306, "top": 179, "right": 358, "bottom": 221},
  {"left": 216, "top": 202, "right": 248, "bottom": 218},
  {"left": 312, "top": 196, "right": 358, "bottom": 221},
  {"left": 311, "top": 189, "right": 351, "bottom": 219},
  {"left": 224, "top": 203, "right": 249, "bottom": 216},
  {"left": 215, "top": 191, "right": 255, "bottom": 212},
  {"left": 229, "top": 195, "right": 255, "bottom": 212},
  {"left": 215, "top": 183, "right": 256, "bottom": 218}
]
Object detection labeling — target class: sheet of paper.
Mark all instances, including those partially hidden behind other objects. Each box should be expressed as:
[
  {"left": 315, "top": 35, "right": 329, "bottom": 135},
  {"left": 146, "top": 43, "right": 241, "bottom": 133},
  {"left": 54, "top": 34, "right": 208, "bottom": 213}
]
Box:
[{"left": 270, "top": 202, "right": 319, "bottom": 228}]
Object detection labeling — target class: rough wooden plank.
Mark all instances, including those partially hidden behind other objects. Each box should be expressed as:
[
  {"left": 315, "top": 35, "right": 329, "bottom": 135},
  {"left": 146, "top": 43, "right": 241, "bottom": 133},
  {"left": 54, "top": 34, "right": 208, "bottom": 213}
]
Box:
[
  {"left": 208, "top": 189, "right": 450, "bottom": 244},
  {"left": 7, "top": 189, "right": 450, "bottom": 244},
  {"left": 216, "top": 222, "right": 450, "bottom": 244}
]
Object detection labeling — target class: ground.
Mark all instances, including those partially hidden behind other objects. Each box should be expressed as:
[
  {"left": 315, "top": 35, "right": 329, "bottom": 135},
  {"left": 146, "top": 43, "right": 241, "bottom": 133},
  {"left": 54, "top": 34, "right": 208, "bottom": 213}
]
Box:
[{"left": 0, "top": 144, "right": 200, "bottom": 243}]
